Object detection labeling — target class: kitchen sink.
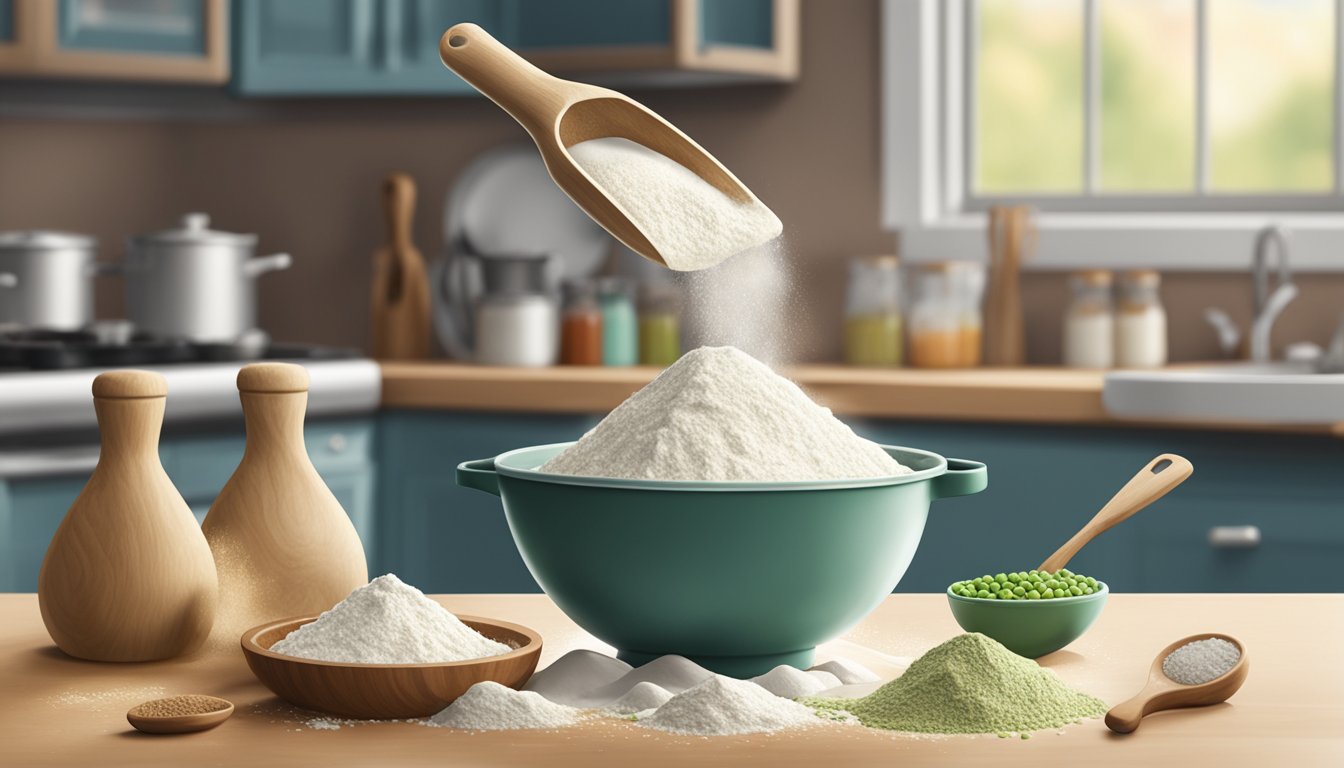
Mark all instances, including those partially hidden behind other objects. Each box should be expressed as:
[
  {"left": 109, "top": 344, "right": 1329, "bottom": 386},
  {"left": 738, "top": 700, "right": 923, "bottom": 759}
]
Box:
[{"left": 1103, "top": 362, "right": 1344, "bottom": 424}]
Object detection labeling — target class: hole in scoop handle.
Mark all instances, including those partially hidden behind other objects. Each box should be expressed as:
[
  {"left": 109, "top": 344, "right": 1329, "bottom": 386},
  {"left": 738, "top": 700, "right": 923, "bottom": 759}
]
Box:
[
  {"left": 1040, "top": 453, "right": 1193, "bottom": 572},
  {"left": 456, "top": 458, "right": 501, "bottom": 496},
  {"left": 438, "top": 23, "right": 567, "bottom": 134},
  {"left": 930, "top": 458, "right": 988, "bottom": 499}
]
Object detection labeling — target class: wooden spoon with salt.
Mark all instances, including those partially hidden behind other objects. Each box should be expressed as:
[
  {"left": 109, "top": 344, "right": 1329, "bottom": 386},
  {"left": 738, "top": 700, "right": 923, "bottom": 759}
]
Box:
[
  {"left": 127, "top": 695, "right": 234, "bottom": 734},
  {"left": 438, "top": 23, "right": 763, "bottom": 267},
  {"left": 1105, "top": 633, "right": 1249, "bottom": 734}
]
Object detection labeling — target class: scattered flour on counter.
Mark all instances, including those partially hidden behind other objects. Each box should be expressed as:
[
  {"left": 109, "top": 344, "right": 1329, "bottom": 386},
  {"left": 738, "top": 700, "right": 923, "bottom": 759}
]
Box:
[
  {"left": 541, "top": 346, "right": 911, "bottom": 482},
  {"left": 567, "top": 137, "right": 782, "bottom": 272},
  {"left": 750, "top": 665, "right": 841, "bottom": 699},
  {"left": 426, "top": 682, "right": 582, "bottom": 731},
  {"left": 603, "top": 681, "right": 674, "bottom": 715},
  {"left": 809, "top": 659, "right": 883, "bottom": 685},
  {"left": 1162, "top": 637, "right": 1241, "bottom": 685},
  {"left": 269, "top": 574, "right": 511, "bottom": 664},
  {"left": 305, "top": 718, "right": 345, "bottom": 731},
  {"left": 638, "top": 676, "right": 824, "bottom": 736}
]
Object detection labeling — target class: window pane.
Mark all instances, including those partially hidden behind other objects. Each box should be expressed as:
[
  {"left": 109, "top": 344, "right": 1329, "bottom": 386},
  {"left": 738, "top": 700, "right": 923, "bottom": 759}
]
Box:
[
  {"left": 1099, "top": 0, "right": 1195, "bottom": 191},
  {"left": 975, "top": 0, "right": 1084, "bottom": 193},
  {"left": 1208, "top": 0, "right": 1335, "bottom": 192}
]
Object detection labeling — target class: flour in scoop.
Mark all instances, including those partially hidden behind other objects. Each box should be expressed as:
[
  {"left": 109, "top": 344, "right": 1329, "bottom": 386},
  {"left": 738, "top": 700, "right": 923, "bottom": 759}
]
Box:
[
  {"left": 269, "top": 574, "right": 510, "bottom": 664},
  {"left": 541, "top": 346, "right": 910, "bottom": 482},
  {"left": 567, "top": 137, "right": 782, "bottom": 271},
  {"left": 426, "top": 682, "right": 582, "bottom": 731}
]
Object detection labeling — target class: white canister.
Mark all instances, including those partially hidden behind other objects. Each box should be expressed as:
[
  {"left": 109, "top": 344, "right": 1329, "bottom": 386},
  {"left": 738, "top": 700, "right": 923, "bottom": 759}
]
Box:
[
  {"left": 474, "top": 295, "right": 558, "bottom": 367},
  {"left": 1063, "top": 270, "right": 1114, "bottom": 368},
  {"left": 1115, "top": 270, "right": 1168, "bottom": 369}
]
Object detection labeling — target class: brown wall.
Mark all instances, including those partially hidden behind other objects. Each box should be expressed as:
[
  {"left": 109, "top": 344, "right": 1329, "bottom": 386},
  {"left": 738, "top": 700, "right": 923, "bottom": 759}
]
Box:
[{"left": 1, "top": 0, "right": 1340, "bottom": 363}]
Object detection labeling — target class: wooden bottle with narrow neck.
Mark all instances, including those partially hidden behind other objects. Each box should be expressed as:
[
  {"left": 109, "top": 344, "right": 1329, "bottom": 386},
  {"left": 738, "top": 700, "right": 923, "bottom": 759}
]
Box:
[
  {"left": 38, "top": 370, "right": 217, "bottom": 661},
  {"left": 202, "top": 363, "right": 368, "bottom": 635}
]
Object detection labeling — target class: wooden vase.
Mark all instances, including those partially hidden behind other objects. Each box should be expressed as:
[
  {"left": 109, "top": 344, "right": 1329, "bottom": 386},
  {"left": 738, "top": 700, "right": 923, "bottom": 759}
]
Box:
[
  {"left": 38, "top": 370, "right": 218, "bottom": 661},
  {"left": 202, "top": 363, "right": 368, "bottom": 635}
]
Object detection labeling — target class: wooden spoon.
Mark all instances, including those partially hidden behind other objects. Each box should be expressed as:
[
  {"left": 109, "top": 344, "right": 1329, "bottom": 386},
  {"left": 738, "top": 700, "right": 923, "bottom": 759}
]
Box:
[
  {"left": 439, "top": 23, "right": 761, "bottom": 267},
  {"left": 1105, "top": 633, "right": 1249, "bottom": 734},
  {"left": 127, "top": 695, "right": 234, "bottom": 735},
  {"left": 1039, "top": 454, "right": 1193, "bottom": 572}
]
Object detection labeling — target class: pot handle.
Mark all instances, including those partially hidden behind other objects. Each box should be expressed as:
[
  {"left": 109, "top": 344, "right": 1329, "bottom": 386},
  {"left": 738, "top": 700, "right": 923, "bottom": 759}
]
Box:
[
  {"left": 931, "top": 458, "right": 987, "bottom": 499},
  {"left": 243, "top": 252, "right": 292, "bottom": 278},
  {"left": 0, "top": 273, "right": 15, "bottom": 288},
  {"left": 457, "top": 458, "right": 501, "bottom": 496}
]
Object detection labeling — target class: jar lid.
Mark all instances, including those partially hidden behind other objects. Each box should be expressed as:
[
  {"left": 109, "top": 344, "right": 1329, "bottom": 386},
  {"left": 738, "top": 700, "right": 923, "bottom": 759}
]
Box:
[
  {"left": 1072, "top": 269, "right": 1114, "bottom": 286},
  {"left": 92, "top": 370, "right": 167, "bottom": 399},
  {"left": 854, "top": 254, "right": 900, "bottom": 269},
  {"left": 237, "top": 362, "right": 309, "bottom": 393},
  {"left": 130, "top": 213, "right": 257, "bottom": 248},
  {"left": 0, "top": 230, "right": 96, "bottom": 251},
  {"left": 1121, "top": 269, "right": 1160, "bottom": 286},
  {"left": 914, "top": 260, "right": 981, "bottom": 273}
]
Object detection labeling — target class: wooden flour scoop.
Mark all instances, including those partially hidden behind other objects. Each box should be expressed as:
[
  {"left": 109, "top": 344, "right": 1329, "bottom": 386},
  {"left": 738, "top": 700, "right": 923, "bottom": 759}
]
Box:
[{"left": 439, "top": 23, "right": 762, "bottom": 267}]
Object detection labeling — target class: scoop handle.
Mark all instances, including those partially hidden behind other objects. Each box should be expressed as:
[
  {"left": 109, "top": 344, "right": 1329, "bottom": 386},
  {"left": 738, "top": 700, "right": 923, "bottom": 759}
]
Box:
[
  {"left": 1039, "top": 453, "right": 1193, "bottom": 572},
  {"left": 439, "top": 23, "right": 570, "bottom": 135},
  {"left": 457, "top": 458, "right": 501, "bottom": 496}
]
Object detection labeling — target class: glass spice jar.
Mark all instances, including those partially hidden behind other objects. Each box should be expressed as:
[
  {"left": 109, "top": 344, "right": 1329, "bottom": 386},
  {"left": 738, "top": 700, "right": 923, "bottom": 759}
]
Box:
[
  {"left": 638, "top": 282, "right": 681, "bottom": 366},
  {"left": 559, "top": 279, "right": 602, "bottom": 366},
  {"left": 597, "top": 277, "right": 638, "bottom": 367},
  {"left": 843, "top": 255, "right": 903, "bottom": 367},
  {"left": 907, "top": 261, "right": 984, "bottom": 368},
  {"left": 1062, "top": 270, "right": 1115, "bottom": 369}
]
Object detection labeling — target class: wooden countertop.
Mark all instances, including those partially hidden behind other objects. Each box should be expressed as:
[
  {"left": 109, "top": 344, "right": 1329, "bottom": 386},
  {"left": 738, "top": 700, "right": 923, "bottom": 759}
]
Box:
[
  {"left": 3, "top": 593, "right": 1340, "bottom": 767},
  {"left": 379, "top": 362, "right": 1339, "bottom": 435}
]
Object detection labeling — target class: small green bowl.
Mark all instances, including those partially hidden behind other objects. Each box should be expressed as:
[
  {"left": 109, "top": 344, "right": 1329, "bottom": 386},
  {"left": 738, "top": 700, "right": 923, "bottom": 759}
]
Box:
[{"left": 946, "top": 582, "right": 1109, "bottom": 658}]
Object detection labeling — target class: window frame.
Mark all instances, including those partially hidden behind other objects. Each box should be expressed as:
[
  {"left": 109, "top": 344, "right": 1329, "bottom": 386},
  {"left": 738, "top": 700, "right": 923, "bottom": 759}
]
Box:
[{"left": 883, "top": 0, "right": 1344, "bottom": 271}]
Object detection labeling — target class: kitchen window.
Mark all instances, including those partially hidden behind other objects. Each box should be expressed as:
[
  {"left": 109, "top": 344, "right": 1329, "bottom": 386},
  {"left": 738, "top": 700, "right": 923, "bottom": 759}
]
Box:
[{"left": 884, "top": 0, "right": 1344, "bottom": 270}]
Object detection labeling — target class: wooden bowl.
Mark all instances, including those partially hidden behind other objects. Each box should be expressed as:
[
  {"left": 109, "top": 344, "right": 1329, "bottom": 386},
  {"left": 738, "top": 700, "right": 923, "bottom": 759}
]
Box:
[{"left": 240, "top": 615, "right": 542, "bottom": 719}]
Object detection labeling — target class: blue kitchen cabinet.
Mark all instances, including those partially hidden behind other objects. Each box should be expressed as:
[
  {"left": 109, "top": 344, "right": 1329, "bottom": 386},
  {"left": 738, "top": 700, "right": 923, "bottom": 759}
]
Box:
[
  {"left": 231, "top": 0, "right": 500, "bottom": 95},
  {"left": 0, "top": 418, "right": 377, "bottom": 592},
  {"left": 0, "top": 1, "right": 14, "bottom": 43},
  {"left": 0, "top": 0, "right": 228, "bottom": 82},
  {"left": 375, "top": 410, "right": 597, "bottom": 593},
  {"left": 372, "top": 411, "right": 1344, "bottom": 594},
  {"left": 232, "top": 0, "right": 795, "bottom": 96}
]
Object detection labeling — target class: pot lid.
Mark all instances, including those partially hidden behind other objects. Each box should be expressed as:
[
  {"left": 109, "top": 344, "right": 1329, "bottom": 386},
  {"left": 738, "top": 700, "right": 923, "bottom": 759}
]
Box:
[
  {"left": 131, "top": 213, "right": 257, "bottom": 247},
  {"left": 0, "top": 230, "right": 96, "bottom": 251}
]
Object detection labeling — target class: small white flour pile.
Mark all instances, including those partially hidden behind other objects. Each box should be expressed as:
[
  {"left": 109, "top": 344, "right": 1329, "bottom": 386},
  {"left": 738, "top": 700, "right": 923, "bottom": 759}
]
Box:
[
  {"left": 567, "top": 137, "right": 782, "bottom": 271},
  {"left": 1162, "top": 637, "right": 1241, "bottom": 685},
  {"left": 638, "top": 676, "right": 822, "bottom": 736},
  {"left": 541, "top": 346, "right": 910, "bottom": 482},
  {"left": 269, "top": 574, "right": 511, "bottom": 664},
  {"left": 426, "top": 682, "right": 581, "bottom": 731}
]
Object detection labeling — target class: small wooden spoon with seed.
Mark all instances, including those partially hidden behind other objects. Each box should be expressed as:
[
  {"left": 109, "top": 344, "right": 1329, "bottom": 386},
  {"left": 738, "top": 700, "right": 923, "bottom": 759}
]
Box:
[
  {"left": 1105, "top": 633, "right": 1249, "bottom": 734},
  {"left": 438, "top": 23, "right": 763, "bottom": 267},
  {"left": 127, "top": 695, "right": 234, "bottom": 735}
]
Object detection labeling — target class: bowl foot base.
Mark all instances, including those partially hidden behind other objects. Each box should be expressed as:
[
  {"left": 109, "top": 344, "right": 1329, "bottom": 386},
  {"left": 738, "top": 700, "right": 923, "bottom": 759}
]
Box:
[{"left": 616, "top": 647, "right": 816, "bottom": 679}]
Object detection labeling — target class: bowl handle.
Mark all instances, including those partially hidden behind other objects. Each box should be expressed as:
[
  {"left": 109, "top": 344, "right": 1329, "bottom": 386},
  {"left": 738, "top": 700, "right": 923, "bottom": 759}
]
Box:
[
  {"left": 457, "top": 458, "right": 501, "bottom": 496},
  {"left": 931, "top": 458, "right": 987, "bottom": 499}
]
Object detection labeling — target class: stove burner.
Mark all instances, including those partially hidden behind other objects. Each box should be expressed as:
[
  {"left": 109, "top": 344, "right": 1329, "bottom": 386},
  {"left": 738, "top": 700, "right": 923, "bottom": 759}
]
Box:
[{"left": 0, "top": 330, "right": 357, "bottom": 371}]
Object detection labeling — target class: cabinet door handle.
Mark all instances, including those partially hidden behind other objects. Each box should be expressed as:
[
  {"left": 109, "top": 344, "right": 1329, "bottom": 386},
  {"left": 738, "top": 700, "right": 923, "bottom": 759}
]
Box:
[{"left": 1208, "top": 525, "right": 1261, "bottom": 549}]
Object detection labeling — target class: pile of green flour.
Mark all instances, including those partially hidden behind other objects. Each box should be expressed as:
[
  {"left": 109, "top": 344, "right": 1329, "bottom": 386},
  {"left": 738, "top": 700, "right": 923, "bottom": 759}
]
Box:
[{"left": 802, "top": 633, "right": 1107, "bottom": 737}]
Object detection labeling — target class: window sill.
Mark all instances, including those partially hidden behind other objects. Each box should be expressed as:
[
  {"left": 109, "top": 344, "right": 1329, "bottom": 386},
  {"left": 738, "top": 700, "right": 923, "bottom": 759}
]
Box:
[{"left": 899, "top": 213, "right": 1344, "bottom": 272}]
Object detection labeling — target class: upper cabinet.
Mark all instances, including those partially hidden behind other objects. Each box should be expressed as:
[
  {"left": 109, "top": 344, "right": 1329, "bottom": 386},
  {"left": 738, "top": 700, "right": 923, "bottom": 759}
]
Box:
[
  {"left": 0, "top": 0, "right": 228, "bottom": 83},
  {"left": 232, "top": 0, "right": 797, "bottom": 97}
]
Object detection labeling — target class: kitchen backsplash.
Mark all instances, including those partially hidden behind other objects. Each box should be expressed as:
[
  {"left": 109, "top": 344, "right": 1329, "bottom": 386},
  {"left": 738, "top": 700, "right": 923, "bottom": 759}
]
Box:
[{"left": 1, "top": 0, "right": 1340, "bottom": 364}]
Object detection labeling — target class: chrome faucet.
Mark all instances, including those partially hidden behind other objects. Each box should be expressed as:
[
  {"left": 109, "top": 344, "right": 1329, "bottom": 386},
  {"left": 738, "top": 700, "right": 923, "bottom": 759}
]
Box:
[{"left": 1206, "top": 225, "right": 1298, "bottom": 362}]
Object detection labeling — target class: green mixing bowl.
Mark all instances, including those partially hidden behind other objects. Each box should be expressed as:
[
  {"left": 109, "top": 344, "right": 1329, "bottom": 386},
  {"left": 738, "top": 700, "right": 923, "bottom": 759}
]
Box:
[
  {"left": 946, "top": 582, "right": 1109, "bottom": 659},
  {"left": 458, "top": 443, "right": 987, "bottom": 677}
]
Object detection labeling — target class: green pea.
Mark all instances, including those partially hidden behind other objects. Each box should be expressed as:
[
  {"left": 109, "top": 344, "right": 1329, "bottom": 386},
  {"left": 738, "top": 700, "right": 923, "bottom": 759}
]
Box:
[
  {"left": 995, "top": 572, "right": 1008, "bottom": 582},
  {"left": 1069, "top": 585, "right": 1083, "bottom": 595},
  {"left": 1027, "top": 589, "right": 1041, "bottom": 599},
  {"left": 1054, "top": 588, "right": 1068, "bottom": 598},
  {"left": 1013, "top": 585, "right": 1026, "bottom": 596},
  {"left": 1083, "top": 586, "right": 1094, "bottom": 595},
  {"left": 1007, "top": 573, "right": 1021, "bottom": 583},
  {"left": 1059, "top": 568, "right": 1073, "bottom": 578},
  {"left": 977, "top": 590, "right": 991, "bottom": 599},
  {"left": 1039, "top": 589, "right": 1053, "bottom": 599}
]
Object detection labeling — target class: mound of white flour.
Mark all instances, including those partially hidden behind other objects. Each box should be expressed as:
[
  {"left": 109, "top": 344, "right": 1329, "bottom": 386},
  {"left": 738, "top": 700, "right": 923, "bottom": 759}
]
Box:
[
  {"left": 541, "top": 346, "right": 910, "bottom": 482},
  {"left": 639, "top": 676, "right": 822, "bottom": 736},
  {"left": 568, "top": 138, "right": 782, "bottom": 271},
  {"left": 426, "top": 682, "right": 581, "bottom": 731},
  {"left": 270, "top": 574, "right": 510, "bottom": 664}
]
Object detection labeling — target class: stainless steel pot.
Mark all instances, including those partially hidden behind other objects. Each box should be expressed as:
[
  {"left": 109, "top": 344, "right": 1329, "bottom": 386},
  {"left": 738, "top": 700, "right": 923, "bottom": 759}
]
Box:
[
  {"left": 125, "top": 213, "right": 291, "bottom": 342},
  {"left": 0, "top": 230, "right": 108, "bottom": 330}
]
